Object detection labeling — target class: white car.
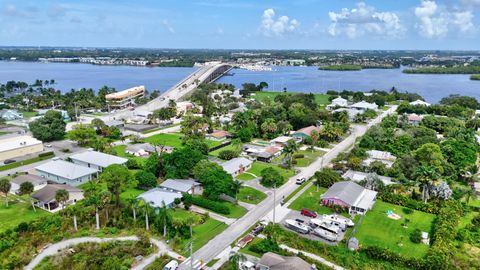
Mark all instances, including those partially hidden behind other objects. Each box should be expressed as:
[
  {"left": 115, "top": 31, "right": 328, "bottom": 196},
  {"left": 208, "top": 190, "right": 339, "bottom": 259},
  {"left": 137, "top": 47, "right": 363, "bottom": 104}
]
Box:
[
  {"left": 295, "top": 177, "right": 306, "bottom": 185},
  {"left": 45, "top": 144, "right": 52, "bottom": 148}
]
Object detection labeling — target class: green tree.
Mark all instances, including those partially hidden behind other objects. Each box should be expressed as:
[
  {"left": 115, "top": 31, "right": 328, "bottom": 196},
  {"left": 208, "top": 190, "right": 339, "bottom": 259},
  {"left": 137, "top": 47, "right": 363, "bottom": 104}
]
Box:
[
  {"left": 413, "top": 143, "right": 446, "bottom": 174},
  {"left": 28, "top": 110, "right": 66, "bottom": 141},
  {"left": 55, "top": 189, "right": 69, "bottom": 216},
  {"left": 135, "top": 171, "right": 158, "bottom": 188},
  {"left": 100, "top": 164, "right": 133, "bottom": 208},
  {"left": 67, "top": 124, "right": 97, "bottom": 146},
  {"left": 260, "top": 167, "right": 284, "bottom": 188},
  {"left": 0, "top": 178, "right": 11, "bottom": 207},
  {"left": 164, "top": 147, "right": 205, "bottom": 179},
  {"left": 19, "top": 181, "right": 36, "bottom": 212},
  {"left": 145, "top": 153, "right": 160, "bottom": 176},
  {"left": 237, "top": 127, "right": 253, "bottom": 142},
  {"left": 192, "top": 160, "right": 235, "bottom": 199},
  {"left": 414, "top": 165, "right": 440, "bottom": 203},
  {"left": 283, "top": 140, "right": 299, "bottom": 168},
  {"left": 314, "top": 169, "right": 342, "bottom": 188}
]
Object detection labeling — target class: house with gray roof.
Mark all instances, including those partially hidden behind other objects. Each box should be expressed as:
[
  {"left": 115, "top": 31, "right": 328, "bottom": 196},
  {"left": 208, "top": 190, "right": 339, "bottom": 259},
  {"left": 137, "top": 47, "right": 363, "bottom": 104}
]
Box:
[
  {"left": 159, "top": 179, "right": 202, "bottom": 194},
  {"left": 126, "top": 143, "right": 173, "bottom": 157},
  {"left": 321, "top": 181, "right": 377, "bottom": 215},
  {"left": 10, "top": 174, "right": 47, "bottom": 194},
  {"left": 69, "top": 150, "right": 128, "bottom": 172},
  {"left": 221, "top": 157, "right": 253, "bottom": 176},
  {"left": 342, "top": 170, "right": 394, "bottom": 186},
  {"left": 0, "top": 109, "right": 23, "bottom": 120},
  {"left": 35, "top": 159, "right": 98, "bottom": 186},
  {"left": 136, "top": 188, "right": 182, "bottom": 208},
  {"left": 258, "top": 252, "right": 312, "bottom": 270},
  {"left": 32, "top": 184, "right": 84, "bottom": 212}
]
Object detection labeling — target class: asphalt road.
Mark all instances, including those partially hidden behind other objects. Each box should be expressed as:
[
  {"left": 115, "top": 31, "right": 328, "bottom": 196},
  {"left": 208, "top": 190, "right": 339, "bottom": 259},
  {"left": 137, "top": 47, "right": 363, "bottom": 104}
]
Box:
[{"left": 178, "top": 106, "right": 397, "bottom": 270}]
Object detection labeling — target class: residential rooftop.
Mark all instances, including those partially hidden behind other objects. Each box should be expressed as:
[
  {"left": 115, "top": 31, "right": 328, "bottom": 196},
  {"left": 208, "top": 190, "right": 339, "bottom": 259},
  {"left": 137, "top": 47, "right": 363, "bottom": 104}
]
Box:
[{"left": 35, "top": 159, "right": 98, "bottom": 180}]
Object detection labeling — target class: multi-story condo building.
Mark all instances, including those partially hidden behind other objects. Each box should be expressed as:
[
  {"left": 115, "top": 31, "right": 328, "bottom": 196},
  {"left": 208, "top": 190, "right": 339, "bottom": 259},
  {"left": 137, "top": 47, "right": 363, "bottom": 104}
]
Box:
[{"left": 105, "top": 85, "right": 145, "bottom": 109}]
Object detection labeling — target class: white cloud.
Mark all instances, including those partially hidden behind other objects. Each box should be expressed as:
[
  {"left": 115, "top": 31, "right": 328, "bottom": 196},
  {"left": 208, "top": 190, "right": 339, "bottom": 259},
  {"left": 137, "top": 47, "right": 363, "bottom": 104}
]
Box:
[
  {"left": 161, "top": 19, "right": 175, "bottom": 34},
  {"left": 259, "top": 8, "right": 300, "bottom": 37},
  {"left": 414, "top": 0, "right": 475, "bottom": 38},
  {"left": 3, "top": 4, "right": 36, "bottom": 18},
  {"left": 327, "top": 2, "right": 404, "bottom": 39}
]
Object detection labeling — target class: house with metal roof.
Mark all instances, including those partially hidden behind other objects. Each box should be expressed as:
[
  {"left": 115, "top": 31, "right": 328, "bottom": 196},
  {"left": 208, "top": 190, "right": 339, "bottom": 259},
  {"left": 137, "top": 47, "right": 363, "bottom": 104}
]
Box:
[
  {"left": 69, "top": 150, "right": 128, "bottom": 172},
  {"left": 257, "top": 252, "right": 312, "bottom": 270},
  {"left": 159, "top": 179, "right": 202, "bottom": 194},
  {"left": 349, "top": 101, "right": 378, "bottom": 111},
  {"left": 410, "top": 100, "right": 431, "bottom": 106},
  {"left": 363, "top": 150, "right": 397, "bottom": 168},
  {"left": 321, "top": 181, "right": 378, "bottom": 215},
  {"left": 32, "top": 184, "right": 84, "bottom": 212},
  {"left": 136, "top": 188, "right": 182, "bottom": 208},
  {"left": 0, "top": 109, "right": 23, "bottom": 120},
  {"left": 327, "top": 96, "right": 348, "bottom": 110},
  {"left": 35, "top": 159, "right": 98, "bottom": 186},
  {"left": 126, "top": 143, "right": 173, "bottom": 157},
  {"left": 10, "top": 174, "right": 47, "bottom": 194},
  {"left": 342, "top": 170, "right": 394, "bottom": 186},
  {"left": 221, "top": 157, "right": 253, "bottom": 176}
]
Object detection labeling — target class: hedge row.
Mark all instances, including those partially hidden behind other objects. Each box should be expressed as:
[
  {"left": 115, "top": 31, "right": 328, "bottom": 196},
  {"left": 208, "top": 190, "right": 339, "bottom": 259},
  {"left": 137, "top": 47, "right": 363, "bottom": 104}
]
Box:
[
  {"left": 378, "top": 192, "right": 440, "bottom": 214},
  {"left": 182, "top": 194, "right": 230, "bottom": 215},
  {"left": 38, "top": 151, "right": 54, "bottom": 158}
]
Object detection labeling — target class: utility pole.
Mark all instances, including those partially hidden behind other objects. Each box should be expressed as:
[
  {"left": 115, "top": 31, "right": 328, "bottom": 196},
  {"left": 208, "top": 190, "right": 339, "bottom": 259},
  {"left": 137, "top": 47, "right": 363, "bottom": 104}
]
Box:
[
  {"left": 273, "top": 182, "right": 276, "bottom": 223},
  {"left": 190, "top": 240, "right": 194, "bottom": 270}
]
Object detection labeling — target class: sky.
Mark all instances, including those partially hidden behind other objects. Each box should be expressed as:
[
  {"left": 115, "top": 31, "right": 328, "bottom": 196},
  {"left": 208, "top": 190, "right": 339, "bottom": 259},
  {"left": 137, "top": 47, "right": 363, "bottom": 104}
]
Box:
[{"left": 1, "top": 0, "right": 480, "bottom": 50}]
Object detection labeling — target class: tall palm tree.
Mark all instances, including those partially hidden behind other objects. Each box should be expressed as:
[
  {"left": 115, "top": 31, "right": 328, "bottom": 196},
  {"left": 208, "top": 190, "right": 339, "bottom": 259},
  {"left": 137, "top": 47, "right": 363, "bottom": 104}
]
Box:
[
  {"left": 55, "top": 189, "right": 69, "bottom": 216},
  {"left": 229, "top": 251, "right": 247, "bottom": 270},
  {"left": 19, "top": 181, "right": 35, "bottom": 212},
  {"left": 0, "top": 178, "right": 11, "bottom": 207},
  {"left": 126, "top": 196, "right": 138, "bottom": 223},
  {"left": 99, "top": 190, "right": 111, "bottom": 222},
  {"left": 84, "top": 182, "right": 102, "bottom": 230},
  {"left": 157, "top": 201, "right": 171, "bottom": 237},
  {"left": 67, "top": 205, "right": 80, "bottom": 231},
  {"left": 414, "top": 165, "right": 439, "bottom": 203},
  {"left": 283, "top": 140, "right": 299, "bottom": 168},
  {"left": 231, "top": 180, "right": 243, "bottom": 200}
]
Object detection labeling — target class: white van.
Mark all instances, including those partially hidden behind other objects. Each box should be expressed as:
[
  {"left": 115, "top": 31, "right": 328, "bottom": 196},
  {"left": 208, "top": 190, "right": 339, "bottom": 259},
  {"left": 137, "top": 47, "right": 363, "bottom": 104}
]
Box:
[{"left": 163, "top": 260, "right": 178, "bottom": 270}]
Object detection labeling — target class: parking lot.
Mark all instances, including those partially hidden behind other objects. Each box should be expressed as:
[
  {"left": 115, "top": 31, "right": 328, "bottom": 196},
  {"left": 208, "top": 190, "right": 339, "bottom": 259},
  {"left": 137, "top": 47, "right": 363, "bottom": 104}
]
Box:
[{"left": 279, "top": 210, "right": 346, "bottom": 245}]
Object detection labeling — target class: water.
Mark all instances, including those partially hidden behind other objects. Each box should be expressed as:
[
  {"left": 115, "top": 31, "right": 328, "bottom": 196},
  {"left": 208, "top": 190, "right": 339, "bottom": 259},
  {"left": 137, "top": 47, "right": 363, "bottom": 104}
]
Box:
[
  {"left": 0, "top": 61, "right": 196, "bottom": 93},
  {"left": 0, "top": 61, "right": 478, "bottom": 103},
  {"left": 217, "top": 66, "right": 480, "bottom": 103}
]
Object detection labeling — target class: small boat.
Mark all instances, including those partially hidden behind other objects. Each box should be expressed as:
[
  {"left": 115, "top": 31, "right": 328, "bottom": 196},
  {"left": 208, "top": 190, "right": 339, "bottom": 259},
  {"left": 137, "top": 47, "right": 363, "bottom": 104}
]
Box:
[
  {"left": 321, "top": 214, "right": 354, "bottom": 227},
  {"left": 313, "top": 228, "right": 338, "bottom": 242},
  {"left": 285, "top": 219, "right": 310, "bottom": 234},
  {"left": 309, "top": 219, "right": 342, "bottom": 234}
]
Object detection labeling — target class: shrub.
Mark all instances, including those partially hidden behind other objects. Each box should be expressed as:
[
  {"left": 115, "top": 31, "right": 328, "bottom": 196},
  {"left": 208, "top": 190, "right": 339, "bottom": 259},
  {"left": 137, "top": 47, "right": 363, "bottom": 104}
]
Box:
[
  {"left": 260, "top": 167, "right": 284, "bottom": 188},
  {"left": 126, "top": 158, "right": 142, "bottom": 169},
  {"left": 250, "top": 238, "right": 281, "bottom": 254},
  {"left": 410, "top": 228, "right": 422, "bottom": 243},
  {"left": 135, "top": 171, "right": 158, "bottom": 189},
  {"left": 38, "top": 151, "right": 54, "bottom": 158},
  {"left": 183, "top": 194, "right": 230, "bottom": 215},
  {"left": 378, "top": 192, "right": 440, "bottom": 214},
  {"left": 293, "top": 153, "right": 304, "bottom": 159},
  {"left": 218, "top": 149, "right": 239, "bottom": 160}
]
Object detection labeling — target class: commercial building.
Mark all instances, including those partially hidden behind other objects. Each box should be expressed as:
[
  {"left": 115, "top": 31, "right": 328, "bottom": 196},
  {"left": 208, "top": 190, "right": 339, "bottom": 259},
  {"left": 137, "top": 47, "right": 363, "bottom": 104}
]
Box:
[
  {"left": 69, "top": 150, "right": 128, "bottom": 172},
  {"left": 0, "top": 135, "right": 44, "bottom": 161},
  {"left": 35, "top": 159, "right": 98, "bottom": 186},
  {"left": 106, "top": 85, "right": 145, "bottom": 109}
]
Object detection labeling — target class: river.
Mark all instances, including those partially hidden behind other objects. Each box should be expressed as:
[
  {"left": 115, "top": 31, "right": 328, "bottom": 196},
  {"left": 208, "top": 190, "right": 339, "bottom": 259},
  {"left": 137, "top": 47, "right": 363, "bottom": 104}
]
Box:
[{"left": 0, "top": 61, "right": 478, "bottom": 103}]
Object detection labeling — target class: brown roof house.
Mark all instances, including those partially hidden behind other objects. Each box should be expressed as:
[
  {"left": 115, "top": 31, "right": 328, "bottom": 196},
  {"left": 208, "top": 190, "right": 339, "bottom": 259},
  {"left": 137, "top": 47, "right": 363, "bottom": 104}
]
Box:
[
  {"left": 292, "top": 125, "right": 321, "bottom": 140},
  {"left": 206, "top": 130, "right": 230, "bottom": 141},
  {"left": 257, "top": 252, "right": 313, "bottom": 270}
]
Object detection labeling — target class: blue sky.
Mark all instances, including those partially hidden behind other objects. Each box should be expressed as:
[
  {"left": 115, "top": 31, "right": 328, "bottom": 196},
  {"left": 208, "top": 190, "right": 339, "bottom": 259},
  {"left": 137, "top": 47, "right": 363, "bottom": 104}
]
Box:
[{"left": 1, "top": 0, "right": 479, "bottom": 49}]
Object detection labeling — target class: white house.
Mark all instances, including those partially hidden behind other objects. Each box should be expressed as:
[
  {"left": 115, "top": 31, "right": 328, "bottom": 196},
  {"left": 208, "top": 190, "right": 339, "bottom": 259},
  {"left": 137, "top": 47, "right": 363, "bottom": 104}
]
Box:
[
  {"left": 350, "top": 101, "right": 378, "bottom": 111},
  {"left": 321, "top": 181, "right": 378, "bottom": 215},
  {"left": 32, "top": 184, "right": 84, "bottom": 212},
  {"left": 333, "top": 108, "right": 362, "bottom": 120},
  {"left": 410, "top": 100, "right": 431, "bottom": 106},
  {"left": 137, "top": 188, "right": 183, "bottom": 208},
  {"left": 363, "top": 150, "right": 397, "bottom": 168},
  {"left": 327, "top": 97, "right": 348, "bottom": 109},
  {"left": 342, "top": 170, "right": 394, "bottom": 186},
  {"left": 159, "top": 179, "right": 202, "bottom": 195},
  {"left": 221, "top": 157, "right": 253, "bottom": 176},
  {"left": 35, "top": 159, "right": 98, "bottom": 186},
  {"left": 69, "top": 150, "right": 128, "bottom": 172},
  {"left": 10, "top": 174, "right": 47, "bottom": 194}
]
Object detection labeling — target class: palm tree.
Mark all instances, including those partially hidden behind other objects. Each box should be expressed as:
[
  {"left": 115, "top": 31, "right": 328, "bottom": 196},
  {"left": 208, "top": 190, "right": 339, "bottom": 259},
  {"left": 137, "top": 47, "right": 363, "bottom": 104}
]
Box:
[
  {"left": 99, "top": 191, "right": 111, "bottom": 222},
  {"left": 310, "top": 130, "right": 319, "bottom": 150},
  {"left": 229, "top": 251, "right": 247, "bottom": 270},
  {"left": 84, "top": 182, "right": 102, "bottom": 230},
  {"left": 283, "top": 140, "right": 299, "bottom": 168},
  {"left": 126, "top": 196, "right": 138, "bottom": 223},
  {"left": 414, "top": 166, "right": 439, "bottom": 203},
  {"left": 67, "top": 205, "right": 80, "bottom": 231},
  {"left": 231, "top": 180, "right": 243, "bottom": 200},
  {"left": 184, "top": 215, "right": 201, "bottom": 238},
  {"left": 55, "top": 189, "right": 69, "bottom": 216},
  {"left": 19, "top": 181, "right": 35, "bottom": 212},
  {"left": 465, "top": 188, "right": 477, "bottom": 204},
  {"left": 0, "top": 178, "right": 11, "bottom": 207},
  {"left": 157, "top": 201, "right": 171, "bottom": 237}
]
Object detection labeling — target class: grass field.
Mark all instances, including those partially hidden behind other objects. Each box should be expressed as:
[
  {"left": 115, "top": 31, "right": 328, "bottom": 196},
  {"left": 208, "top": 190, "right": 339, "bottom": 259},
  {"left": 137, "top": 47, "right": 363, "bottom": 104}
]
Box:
[
  {"left": 288, "top": 185, "right": 333, "bottom": 214},
  {"left": 0, "top": 195, "right": 50, "bottom": 233},
  {"left": 209, "top": 144, "right": 241, "bottom": 158},
  {"left": 354, "top": 201, "right": 436, "bottom": 258},
  {"left": 144, "top": 133, "right": 221, "bottom": 148},
  {"left": 236, "top": 162, "right": 296, "bottom": 181},
  {"left": 219, "top": 201, "right": 248, "bottom": 218},
  {"left": 21, "top": 111, "right": 38, "bottom": 118},
  {"left": 250, "top": 92, "right": 330, "bottom": 106},
  {"left": 237, "top": 186, "right": 266, "bottom": 204},
  {"left": 175, "top": 218, "right": 228, "bottom": 255}
]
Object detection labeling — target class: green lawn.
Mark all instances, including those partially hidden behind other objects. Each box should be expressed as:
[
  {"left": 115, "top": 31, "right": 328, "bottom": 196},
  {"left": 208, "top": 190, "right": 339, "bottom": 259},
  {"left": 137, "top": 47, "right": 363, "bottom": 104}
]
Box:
[
  {"left": 237, "top": 187, "right": 266, "bottom": 204},
  {"left": 288, "top": 185, "right": 333, "bottom": 214},
  {"left": 175, "top": 218, "right": 228, "bottom": 255},
  {"left": 144, "top": 133, "right": 184, "bottom": 148},
  {"left": 21, "top": 111, "right": 38, "bottom": 118},
  {"left": 250, "top": 92, "right": 330, "bottom": 106},
  {"left": 119, "top": 187, "right": 145, "bottom": 201},
  {"left": 219, "top": 201, "right": 248, "bottom": 218},
  {"left": 0, "top": 196, "right": 50, "bottom": 233},
  {"left": 209, "top": 144, "right": 241, "bottom": 158},
  {"left": 354, "top": 201, "right": 436, "bottom": 258},
  {"left": 274, "top": 149, "right": 323, "bottom": 167},
  {"left": 236, "top": 162, "right": 296, "bottom": 181},
  {"left": 144, "top": 133, "right": 220, "bottom": 148},
  {"left": 239, "top": 237, "right": 263, "bottom": 257}
]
